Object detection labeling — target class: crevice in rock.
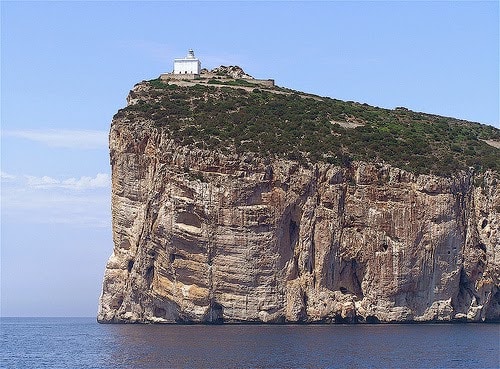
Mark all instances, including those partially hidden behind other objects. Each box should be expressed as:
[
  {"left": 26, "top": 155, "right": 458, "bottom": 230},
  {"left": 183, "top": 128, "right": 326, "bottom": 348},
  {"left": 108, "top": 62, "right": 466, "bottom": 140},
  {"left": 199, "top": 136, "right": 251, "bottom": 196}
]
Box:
[
  {"left": 289, "top": 220, "right": 299, "bottom": 248},
  {"left": 112, "top": 297, "right": 124, "bottom": 310},
  {"left": 278, "top": 204, "right": 302, "bottom": 270},
  {"left": 263, "top": 165, "right": 273, "bottom": 181},
  {"left": 309, "top": 238, "right": 316, "bottom": 274},
  {"left": 365, "top": 315, "right": 380, "bottom": 324},
  {"left": 205, "top": 301, "right": 224, "bottom": 324},
  {"left": 127, "top": 260, "right": 134, "bottom": 273},
  {"left": 153, "top": 306, "right": 166, "bottom": 318},
  {"left": 146, "top": 265, "right": 154, "bottom": 283},
  {"left": 481, "top": 219, "right": 488, "bottom": 229},
  {"left": 169, "top": 253, "right": 178, "bottom": 263},
  {"left": 334, "top": 313, "right": 357, "bottom": 323},
  {"left": 302, "top": 292, "right": 309, "bottom": 312},
  {"left": 455, "top": 267, "right": 481, "bottom": 309},
  {"left": 176, "top": 211, "right": 202, "bottom": 229},
  {"left": 333, "top": 258, "right": 365, "bottom": 298}
]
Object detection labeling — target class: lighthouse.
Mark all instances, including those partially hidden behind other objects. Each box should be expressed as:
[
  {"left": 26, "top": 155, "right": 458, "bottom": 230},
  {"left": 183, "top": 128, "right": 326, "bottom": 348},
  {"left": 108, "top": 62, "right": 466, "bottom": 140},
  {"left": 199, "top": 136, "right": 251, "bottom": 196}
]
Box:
[{"left": 173, "top": 49, "right": 201, "bottom": 75}]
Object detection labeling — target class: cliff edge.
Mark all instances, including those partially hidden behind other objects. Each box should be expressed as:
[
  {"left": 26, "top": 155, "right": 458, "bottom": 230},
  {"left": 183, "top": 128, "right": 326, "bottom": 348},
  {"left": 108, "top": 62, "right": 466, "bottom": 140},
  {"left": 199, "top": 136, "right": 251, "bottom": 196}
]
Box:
[{"left": 98, "top": 74, "right": 499, "bottom": 323}]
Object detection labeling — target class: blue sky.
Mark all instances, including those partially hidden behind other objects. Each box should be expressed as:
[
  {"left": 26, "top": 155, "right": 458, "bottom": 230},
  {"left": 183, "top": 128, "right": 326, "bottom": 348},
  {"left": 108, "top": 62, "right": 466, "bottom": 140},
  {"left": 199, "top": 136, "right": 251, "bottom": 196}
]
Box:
[{"left": 1, "top": 1, "right": 498, "bottom": 317}]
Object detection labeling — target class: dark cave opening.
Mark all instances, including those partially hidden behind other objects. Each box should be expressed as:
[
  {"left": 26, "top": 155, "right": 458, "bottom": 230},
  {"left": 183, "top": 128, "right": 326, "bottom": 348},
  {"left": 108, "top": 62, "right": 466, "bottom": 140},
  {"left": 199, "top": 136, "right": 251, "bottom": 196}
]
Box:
[
  {"left": 146, "top": 265, "right": 154, "bottom": 282},
  {"left": 365, "top": 315, "right": 380, "bottom": 324},
  {"left": 481, "top": 219, "right": 488, "bottom": 229},
  {"left": 289, "top": 219, "right": 299, "bottom": 249},
  {"left": 127, "top": 260, "right": 134, "bottom": 273}
]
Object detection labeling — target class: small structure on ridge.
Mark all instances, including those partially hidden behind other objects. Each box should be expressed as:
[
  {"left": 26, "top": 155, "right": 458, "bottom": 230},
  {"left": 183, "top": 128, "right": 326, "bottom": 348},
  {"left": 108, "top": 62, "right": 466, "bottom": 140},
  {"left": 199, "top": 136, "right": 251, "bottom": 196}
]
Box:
[
  {"left": 173, "top": 49, "right": 201, "bottom": 75},
  {"left": 161, "top": 49, "right": 274, "bottom": 87}
]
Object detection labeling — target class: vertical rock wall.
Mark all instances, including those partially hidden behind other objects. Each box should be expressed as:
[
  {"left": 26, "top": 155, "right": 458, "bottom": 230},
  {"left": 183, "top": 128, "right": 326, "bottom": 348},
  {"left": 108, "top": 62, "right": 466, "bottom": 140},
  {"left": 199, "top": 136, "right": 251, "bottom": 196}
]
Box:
[{"left": 98, "top": 120, "right": 499, "bottom": 323}]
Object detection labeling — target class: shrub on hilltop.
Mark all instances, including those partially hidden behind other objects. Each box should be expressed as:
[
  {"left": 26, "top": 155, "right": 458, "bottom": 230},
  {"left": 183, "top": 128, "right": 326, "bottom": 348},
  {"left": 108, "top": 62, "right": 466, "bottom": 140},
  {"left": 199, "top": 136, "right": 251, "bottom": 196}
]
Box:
[{"left": 114, "top": 79, "right": 500, "bottom": 176}]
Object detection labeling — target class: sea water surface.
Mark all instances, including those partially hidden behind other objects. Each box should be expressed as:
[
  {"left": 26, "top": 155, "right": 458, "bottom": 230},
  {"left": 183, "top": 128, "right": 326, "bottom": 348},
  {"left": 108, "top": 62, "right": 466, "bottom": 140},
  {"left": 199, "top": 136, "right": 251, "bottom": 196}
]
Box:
[{"left": 1, "top": 317, "right": 498, "bottom": 368}]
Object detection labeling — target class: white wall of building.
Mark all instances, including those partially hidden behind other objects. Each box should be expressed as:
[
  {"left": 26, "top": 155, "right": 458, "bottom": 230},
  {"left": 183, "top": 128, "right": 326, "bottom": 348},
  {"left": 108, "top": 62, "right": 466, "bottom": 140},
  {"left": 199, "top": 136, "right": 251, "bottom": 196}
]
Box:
[
  {"left": 173, "top": 50, "right": 201, "bottom": 74},
  {"left": 173, "top": 59, "right": 201, "bottom": 74}
]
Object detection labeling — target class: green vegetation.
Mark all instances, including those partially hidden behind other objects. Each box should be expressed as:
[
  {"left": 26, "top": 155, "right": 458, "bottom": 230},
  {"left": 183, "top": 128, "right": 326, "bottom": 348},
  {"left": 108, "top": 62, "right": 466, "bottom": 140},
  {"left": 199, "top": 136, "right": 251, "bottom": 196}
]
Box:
[
  {"left": 115, "top": 79, "right": 500, "bottom": 176},
  {"left": 207, "top": 78, "right": 260, "bottom": 88}
]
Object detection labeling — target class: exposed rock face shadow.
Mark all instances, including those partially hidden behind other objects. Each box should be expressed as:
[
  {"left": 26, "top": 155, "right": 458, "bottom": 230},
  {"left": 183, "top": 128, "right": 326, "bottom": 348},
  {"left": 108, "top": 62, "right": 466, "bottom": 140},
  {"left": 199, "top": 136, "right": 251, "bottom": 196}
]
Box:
[{"left": 205, "top": 302, "right": 224, "bottom": 324}]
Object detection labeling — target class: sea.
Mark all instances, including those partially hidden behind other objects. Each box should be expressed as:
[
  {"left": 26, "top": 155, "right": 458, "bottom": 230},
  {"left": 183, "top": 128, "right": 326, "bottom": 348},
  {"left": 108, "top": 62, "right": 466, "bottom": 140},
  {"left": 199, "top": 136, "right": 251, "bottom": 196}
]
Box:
[{"left": 1, "top": 318, "right": 498, "bottom": 369}]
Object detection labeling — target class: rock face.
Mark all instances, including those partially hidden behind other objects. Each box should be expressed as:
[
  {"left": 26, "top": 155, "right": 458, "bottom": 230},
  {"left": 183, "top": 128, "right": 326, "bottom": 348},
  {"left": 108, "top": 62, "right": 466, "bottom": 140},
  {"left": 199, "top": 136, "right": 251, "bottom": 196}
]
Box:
[
  {"left": 98, "top": 95, "right": 499, "bottom": 324},
  {"left": 208, "top": 65, "right": 253, "bottom": 79}
]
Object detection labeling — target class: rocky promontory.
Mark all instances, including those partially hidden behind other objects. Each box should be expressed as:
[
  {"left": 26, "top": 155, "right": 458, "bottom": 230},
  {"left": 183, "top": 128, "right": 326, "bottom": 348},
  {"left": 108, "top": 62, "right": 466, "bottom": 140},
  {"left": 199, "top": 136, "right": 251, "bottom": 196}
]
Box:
[{"left": 98, "top": 70, "right": 499, "bottom": 323}]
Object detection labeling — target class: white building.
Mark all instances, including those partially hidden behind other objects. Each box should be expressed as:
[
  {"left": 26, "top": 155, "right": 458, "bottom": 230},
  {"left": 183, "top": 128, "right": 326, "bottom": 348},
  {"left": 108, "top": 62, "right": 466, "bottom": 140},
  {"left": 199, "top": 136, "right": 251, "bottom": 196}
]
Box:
[{"left": 173, "top": 49, "right": 201, "bottom": 75}]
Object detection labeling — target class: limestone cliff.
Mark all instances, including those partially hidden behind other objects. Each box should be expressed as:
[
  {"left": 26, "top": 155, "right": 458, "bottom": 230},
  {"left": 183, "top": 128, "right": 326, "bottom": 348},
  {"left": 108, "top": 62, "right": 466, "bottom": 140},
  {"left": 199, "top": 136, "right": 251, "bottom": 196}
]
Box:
[{"left": 98, "top": 78, "right": 499, "bottom": 323}]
